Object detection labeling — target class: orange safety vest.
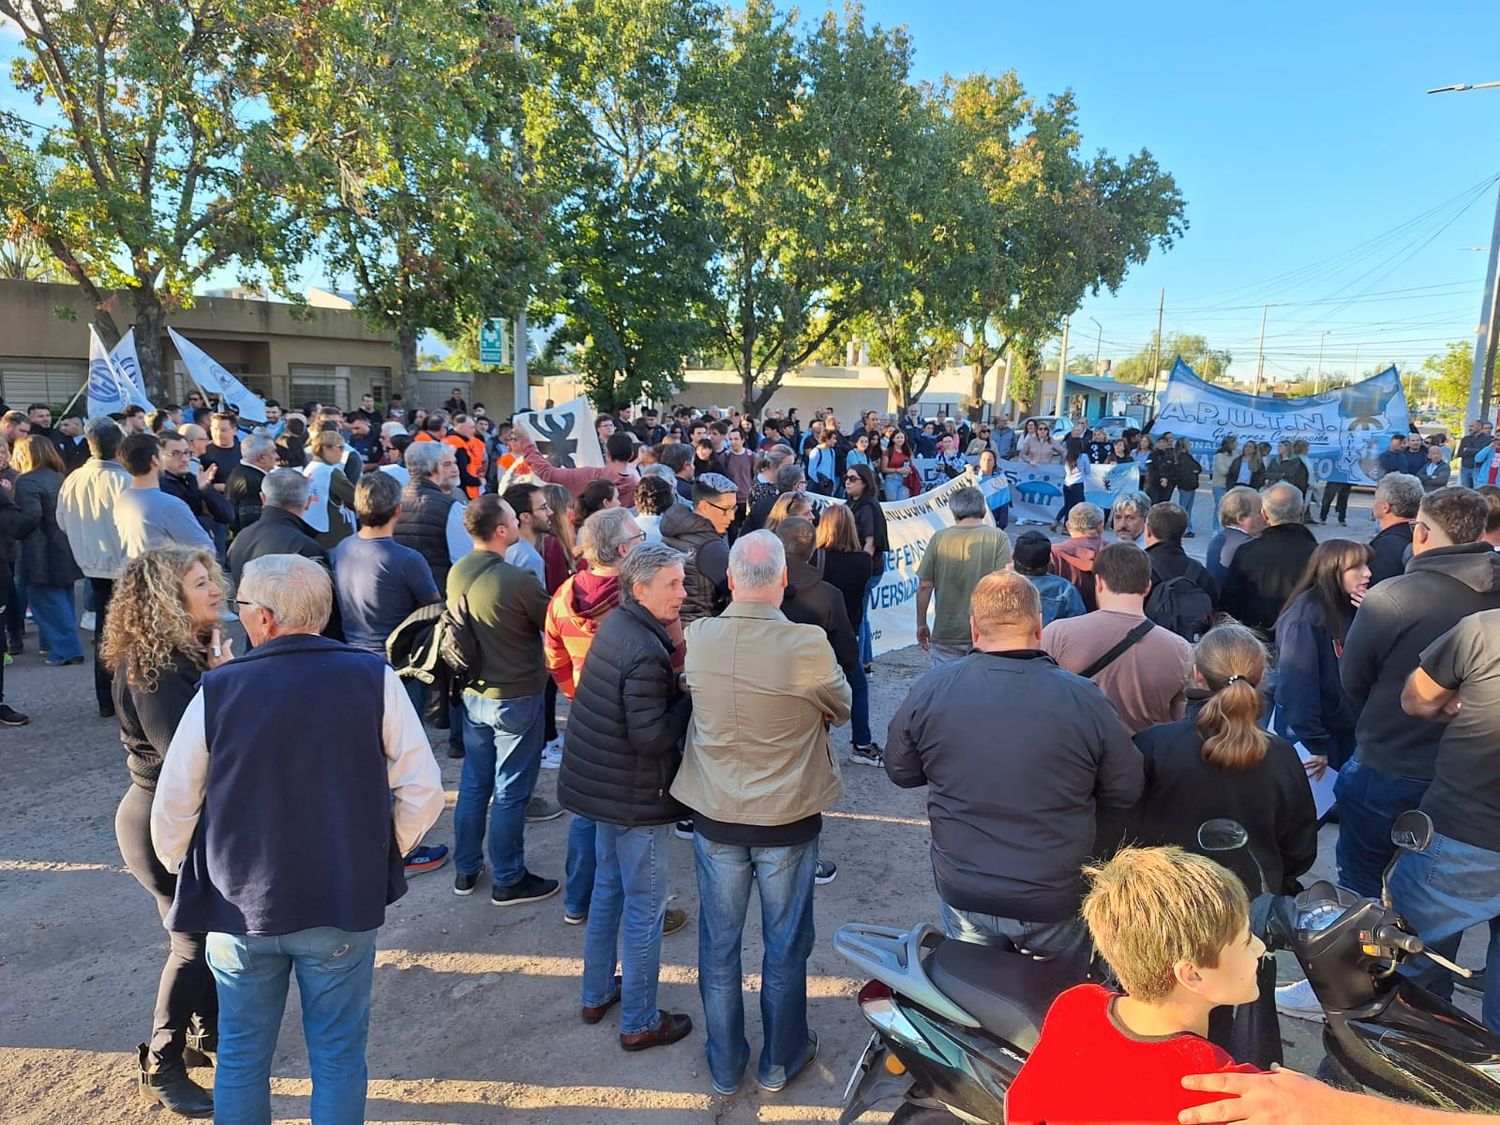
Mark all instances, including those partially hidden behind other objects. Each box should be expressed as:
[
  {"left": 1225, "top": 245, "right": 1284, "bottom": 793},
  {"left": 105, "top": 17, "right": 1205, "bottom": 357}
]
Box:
[{"left": 444, "top": 433, "right": 486, "bottom": 499}]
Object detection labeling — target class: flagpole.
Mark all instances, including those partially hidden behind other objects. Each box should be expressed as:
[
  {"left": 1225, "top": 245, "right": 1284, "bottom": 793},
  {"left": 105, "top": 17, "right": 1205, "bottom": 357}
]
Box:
[{"left": 59, "top": 379, "right": 89, "bottom": 419}]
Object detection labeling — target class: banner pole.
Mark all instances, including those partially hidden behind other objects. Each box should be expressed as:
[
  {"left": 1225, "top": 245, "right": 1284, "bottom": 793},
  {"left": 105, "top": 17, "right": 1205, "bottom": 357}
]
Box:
[{"left": 59, "top": 379, "right": 89, "bottom": 419}]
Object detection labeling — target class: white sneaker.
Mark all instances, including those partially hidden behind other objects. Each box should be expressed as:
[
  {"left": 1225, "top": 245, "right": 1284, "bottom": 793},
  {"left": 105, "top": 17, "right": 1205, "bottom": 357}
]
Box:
[
  {"left": 79, "top": 611, "right": 97, "bottom": 633},
  {"left": 539, "top": 738, "right": 563, "bottom": 770},
  {"left": 1274, "top": 978, "right": 1324, "bottom": 1022}
]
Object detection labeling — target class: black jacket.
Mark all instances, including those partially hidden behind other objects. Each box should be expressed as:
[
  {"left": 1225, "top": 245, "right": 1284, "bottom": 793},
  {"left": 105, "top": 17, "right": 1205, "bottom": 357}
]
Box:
[
  {"left": 14, "top": 468, "right": 80, "bottom": 587},
  {"left": 1175, "top": 452, "right": 1203, "bottom": 492},
  {"left": 1224, "top": 455, "right": 1266, "bottom": 491},
  {"left": 394, "top": 478, "right": 459, "bottom": 591},
  {"left": 1221, "top": 522, "right": 1317, "bottom": 634},
  {"left": 885, "top": 649, "right": 1143, "bottom": 922},
  {"left": 162, "top": 469, "right": 233, "bottom": 534},
  {"left": 1145, "top": 449, "right": 1178, "bottom": 500},
  {"left": 1272, "top": 591, "right": 1356, "bottom": 768},
  {"left": 1367, "top": 520, "right": 1414, "bottom": 587},
  {"left": 1341, "top": 543, "right": 1500, "bottom": 780},
  {"left": 1130, "top": 709, "right": 1318, "bottom": 895},
  {"left": 1146, "top": 541, "right": 1220, "bottom": 609},
  {"left": 660, "top": 504, "right": 728, "bottom": 625},
  {"left": 815, "top": 547, "right": 878, "bottom": 630},
  {"left": 557, "top": 601, "right": 690, "bottom": 826},
  {"left": 781, "top": 556, "right": 860, "bottom": 678},
  {"left": 224, "top": 463, "right": 267, "bottom": 533},
  {"left": 114, "top": 650, "right": 203, "bottom": 791},
  {"left": 227, "top": 504, "right": 327, "bottom": 585},
  {"left": 1264, "top": 456, "right": 1310, "bottom": 494}
]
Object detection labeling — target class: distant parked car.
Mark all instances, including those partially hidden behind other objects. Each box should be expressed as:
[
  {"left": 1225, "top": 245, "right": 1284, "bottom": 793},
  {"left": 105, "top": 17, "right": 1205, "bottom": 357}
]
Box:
[{"left": 1095, "top": 415, "right": 1131, "bottom": 440}]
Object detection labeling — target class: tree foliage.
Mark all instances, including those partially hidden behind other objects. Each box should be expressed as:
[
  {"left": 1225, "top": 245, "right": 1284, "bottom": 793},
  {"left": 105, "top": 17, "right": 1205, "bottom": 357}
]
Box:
[
  {"left": 684, "top": 0, "right": 936, "bottom": 417},
  {"left": 946, "top": 72, "right": 1187, "bottom": 416},
  {"left": 1420, "top": 340, "right": 1473, "bottom": 416},
  {"left": 525, "top": 0, "right": 716, "bottom": 413},
  {"left": 0, "top": 0, "right": 315, "bottom": 398},
  {"left": 1113, "top": 332, "right": 1232, "bottom": 385},
  {"left": 262, "top": 0, "right": 549, "bottom": 403}
]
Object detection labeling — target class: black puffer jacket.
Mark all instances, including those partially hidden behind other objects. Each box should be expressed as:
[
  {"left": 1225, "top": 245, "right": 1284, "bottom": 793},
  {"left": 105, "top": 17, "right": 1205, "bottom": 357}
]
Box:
[
  {"left": 557, "top": 601, "right": 691, "bottom": 827},
  {"left": 14, "top": 468, "right": 81, "bottom": 587}
]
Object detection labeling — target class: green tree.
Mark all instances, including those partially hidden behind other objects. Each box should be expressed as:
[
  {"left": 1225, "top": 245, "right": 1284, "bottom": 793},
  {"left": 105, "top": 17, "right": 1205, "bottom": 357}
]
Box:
[
  {"left": 264, "top": 0, "right": 549, "bottom": 403},
  {"left": 1420, "top": 340, "right": 1473, "bottom": 416},
  {"left": 947, "top": 73, "right": 1186, "bottom": 417},
  {"left": 683, "top": 0, "right": 935, "bottom": 418},
  {"left": 1113, "top": 332, "right": 1231, "bottom": 385},
  {"left": 526, "top": 0, "right": 716, "bottom": 413},
  {"left": 0, "top": 0, "right": 315, "bottom": 399}
]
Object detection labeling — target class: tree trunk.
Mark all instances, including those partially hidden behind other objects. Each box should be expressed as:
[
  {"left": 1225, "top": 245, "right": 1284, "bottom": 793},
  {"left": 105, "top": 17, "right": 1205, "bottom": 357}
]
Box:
[
  {"left": 133, "top": 298, "right": 168, "bottom": 404},
  {"left": 399, "top": 329, "right": 421, "bottom": 407}
]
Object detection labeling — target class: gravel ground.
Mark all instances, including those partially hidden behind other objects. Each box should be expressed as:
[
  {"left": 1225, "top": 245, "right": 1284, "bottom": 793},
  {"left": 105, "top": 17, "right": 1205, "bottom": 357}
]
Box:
[{"left": 0, "top": 486, "right": 1483, "bottom": 1123}]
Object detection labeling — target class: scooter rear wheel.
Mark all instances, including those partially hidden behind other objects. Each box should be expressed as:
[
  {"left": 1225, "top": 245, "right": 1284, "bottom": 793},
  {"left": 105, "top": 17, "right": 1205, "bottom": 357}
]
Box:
[{"left": 890, "top": 1105, "right": 956, "bottom": 1124}]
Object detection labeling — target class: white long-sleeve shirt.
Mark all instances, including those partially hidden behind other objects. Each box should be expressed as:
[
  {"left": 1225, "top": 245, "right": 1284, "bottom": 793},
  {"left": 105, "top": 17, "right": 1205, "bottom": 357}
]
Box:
[{"left": 151, "top": 663, "right": 445, "bottom": 874}]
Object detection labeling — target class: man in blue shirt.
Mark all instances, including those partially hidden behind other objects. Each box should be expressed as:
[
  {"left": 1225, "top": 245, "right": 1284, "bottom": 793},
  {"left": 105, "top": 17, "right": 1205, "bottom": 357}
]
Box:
[
  {"left": 331, "top": 473, "right": 438, "bottom": 656},
  {"left": 112, "top": 432, "right": 214, "bottom": 558}
]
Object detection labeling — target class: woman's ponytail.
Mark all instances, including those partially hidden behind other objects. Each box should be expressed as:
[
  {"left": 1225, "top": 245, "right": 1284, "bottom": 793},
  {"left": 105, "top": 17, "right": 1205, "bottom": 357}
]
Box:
[{"left": 1193, "top": 624, "right": 1271, "bottom": 773}]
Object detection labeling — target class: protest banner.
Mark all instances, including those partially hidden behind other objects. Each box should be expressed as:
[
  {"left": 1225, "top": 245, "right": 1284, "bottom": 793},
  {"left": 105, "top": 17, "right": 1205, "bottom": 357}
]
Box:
[
  {"left": 497, "top": 395, "right": 605, "bottom": 490},
  {"left": 911, "top": 455, "right": 1140, "bottom": 526},
  {"left": 167, "top": 327, "right": 267, "bottom": 424},
  {"left": 1153, "top": 359, "right": 1409, "bottom": 485}
]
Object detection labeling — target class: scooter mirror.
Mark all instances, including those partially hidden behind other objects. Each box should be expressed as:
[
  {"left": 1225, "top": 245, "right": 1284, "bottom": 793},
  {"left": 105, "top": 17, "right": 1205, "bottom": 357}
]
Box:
[
  {"left": 1392, "top": 810, "right": 1434, "bottom": 855},
  {"left": 1197, "top": 818, "right": 1249, "bottom": 854}
]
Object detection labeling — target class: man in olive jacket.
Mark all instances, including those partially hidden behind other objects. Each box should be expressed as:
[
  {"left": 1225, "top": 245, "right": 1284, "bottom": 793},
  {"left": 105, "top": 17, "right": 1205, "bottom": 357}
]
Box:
[
  {"left": 671, "top": 530, "right": 851, "bottom": 1096},
  {"left": 557, "top": 544, "right": 695, "bottom": 1052}
]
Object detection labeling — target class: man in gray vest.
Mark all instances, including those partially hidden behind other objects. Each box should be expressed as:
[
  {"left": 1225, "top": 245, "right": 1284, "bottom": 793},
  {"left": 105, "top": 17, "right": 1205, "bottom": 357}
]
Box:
[{"left": 151, "top": 554, "right": 444, "bottom": 1124}]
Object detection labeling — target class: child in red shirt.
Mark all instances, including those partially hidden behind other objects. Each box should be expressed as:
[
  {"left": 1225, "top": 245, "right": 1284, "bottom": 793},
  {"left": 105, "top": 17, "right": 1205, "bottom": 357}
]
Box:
[{"left": 1006, "top": 846, "right": 1264, "bottom": 1124}]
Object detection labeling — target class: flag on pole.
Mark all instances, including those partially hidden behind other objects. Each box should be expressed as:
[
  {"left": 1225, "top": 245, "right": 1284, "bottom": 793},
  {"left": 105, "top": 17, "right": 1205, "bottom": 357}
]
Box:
[
  {"left": 86, "top": 326, "right": 146, "bottom": 417},
  {"left": 109, "top": 328, "right": 152, "bottom": 407},
  {"left": 167, "top": 327, "right": 267, "bottom": 424}
]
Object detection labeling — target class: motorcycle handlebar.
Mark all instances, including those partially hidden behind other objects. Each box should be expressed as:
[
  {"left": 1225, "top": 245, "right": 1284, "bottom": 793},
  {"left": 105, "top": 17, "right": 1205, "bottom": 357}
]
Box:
[{"left": 1373, "top": 923, "right": 1424, "bottom": 955}]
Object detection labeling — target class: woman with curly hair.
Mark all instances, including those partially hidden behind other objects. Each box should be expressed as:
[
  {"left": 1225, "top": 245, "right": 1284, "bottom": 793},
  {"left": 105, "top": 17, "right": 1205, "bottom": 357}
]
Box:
[{"left": 102, "top": 547, "right": 234, "bottom": 1117}]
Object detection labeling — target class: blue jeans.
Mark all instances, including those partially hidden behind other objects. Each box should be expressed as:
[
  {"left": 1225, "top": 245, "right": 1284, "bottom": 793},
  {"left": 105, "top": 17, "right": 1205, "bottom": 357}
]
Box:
[
  {"left": 582, "top": 822, "right": 673, "bottom": 1035},
  {"left": 1333, "top": 759, "right": 1431, "bottom": 899},
  {"left": 1390, "top": 832, "right": 1500, "bottom": 1032},
  {"left": 849, "top": 658, "right": 871, "bottom": 747},
  {"left": 1176, "top": 487, "right": 1198, "bottom": 532},
  {"left": 858, "top": 571, "right": 882, "bottom": 667},
  {"left": 938, "top": 900, "right": 1092, "bottom": 980},
  {"left": 22, "top": 582, "right": 84, "bottom": 662},
  {"left": 565, "top": 815, "right": 597, "bottom": 918},
  {"left": 206, "top": 926, "right": 378, "bottom": 1125},
  {"left": 694, "top": 833, "right": 818, "bottom": 1092},
  {"left": 1461, "top": 467, "right": 1476, "bottom": 489},
  {"left": 1211, "top": 483, "right": 1226, "bottom": 516},
  {"left": 454, "top": 691, "right": 545, "bottom": 886}
]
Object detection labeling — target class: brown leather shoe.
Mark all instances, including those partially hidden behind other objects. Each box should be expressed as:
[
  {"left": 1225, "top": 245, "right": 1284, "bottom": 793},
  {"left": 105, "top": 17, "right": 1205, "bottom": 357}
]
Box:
[
  {"left": 581, "top": 975, "right": 621, "bottom": 1025},
  {"left": 620, "top": 1010, "right": 693, "bottom": 1052},
  {"left": 663, "top": 907, "right": 689, "bottom": 936}
]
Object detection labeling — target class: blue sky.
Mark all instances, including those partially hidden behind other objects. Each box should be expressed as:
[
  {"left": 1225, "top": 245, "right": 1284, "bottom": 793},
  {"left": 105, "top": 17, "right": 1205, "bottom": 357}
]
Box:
[
  {"left": 849, "top": 0, "right": 1500, "bottom": 382},
  {"left": 5, "top": 4, "right": 1500, "bottom": 382}
]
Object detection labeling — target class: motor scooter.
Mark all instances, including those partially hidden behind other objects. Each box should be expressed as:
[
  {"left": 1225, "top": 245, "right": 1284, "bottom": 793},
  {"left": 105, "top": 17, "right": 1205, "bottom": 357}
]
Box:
[{"left": 834, "top": 811, "right": 1500, "bottom": 1123}]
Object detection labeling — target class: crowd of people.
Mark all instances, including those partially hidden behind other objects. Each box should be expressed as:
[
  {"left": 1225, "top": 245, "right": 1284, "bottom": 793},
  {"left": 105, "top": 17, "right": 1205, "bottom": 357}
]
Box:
[{"left": 7, "top": 382, "right": 1500, "bottom": 1123}]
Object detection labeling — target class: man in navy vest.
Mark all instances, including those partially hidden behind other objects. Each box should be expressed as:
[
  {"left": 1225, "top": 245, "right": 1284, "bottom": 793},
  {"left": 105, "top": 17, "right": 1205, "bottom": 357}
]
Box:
[{"left": 151, "top": 553, "right": 444, "bottom": 1124}]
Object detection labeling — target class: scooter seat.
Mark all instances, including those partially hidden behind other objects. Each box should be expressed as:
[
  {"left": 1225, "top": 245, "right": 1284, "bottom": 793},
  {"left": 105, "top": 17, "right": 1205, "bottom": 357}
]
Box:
[{"left": 924, "top": 939, "right": 1077, "bottom": 1051}]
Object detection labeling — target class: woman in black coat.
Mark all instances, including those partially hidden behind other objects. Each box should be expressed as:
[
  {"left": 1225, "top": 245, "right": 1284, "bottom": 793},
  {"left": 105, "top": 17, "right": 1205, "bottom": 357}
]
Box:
[
  {"left": 1144, "top": 435, "right": 1179, "bottom": 505},
  {"left": 1130, "top": 622, "right": 1318, "bottom": 1069},
  {"left": 13, "top": 435, "right": 83, "bottom": 664},
  {"left": 844, "top": 463, "right": 889, "bottom": 670},
  {"left": 101, "top": 547, "right": 233, "bottom": 1116},
  {"left": 556, "top": 544, "right": 695, "bottom": 1050}
]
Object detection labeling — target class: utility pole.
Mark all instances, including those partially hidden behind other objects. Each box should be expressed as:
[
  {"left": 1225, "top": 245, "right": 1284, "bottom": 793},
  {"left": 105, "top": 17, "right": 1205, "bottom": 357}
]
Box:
[
  {"left": 1088, "top": 316, "right": 1103, "bottom": 376},
  {"left": 1428, "top": 79, "right": 1500, "bottom": 421},
  {"left": 1352, "top": 344, "right": 1361, "bottom": 383},
  {"left": 1056, "top": 315, "right": 1070, "bottom": 415},
  {"left": 511, "top": 30, "right": 531, "bottom": 418},
  {"left": 1253, "top": 303, "right": 1276, "bottom": 396},
  {"left": 1316, "top": 329, "right": 1332, "bottom": 394},
  {"left": 1147, "top": 289, "right": 1166, "bottom": 413}
]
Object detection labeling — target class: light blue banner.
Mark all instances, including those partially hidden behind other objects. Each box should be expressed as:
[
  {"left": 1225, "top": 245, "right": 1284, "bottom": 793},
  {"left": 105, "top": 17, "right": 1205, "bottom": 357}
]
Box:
[{"left": 1153, "top": 359, "right": 1410, "bottom": 485}]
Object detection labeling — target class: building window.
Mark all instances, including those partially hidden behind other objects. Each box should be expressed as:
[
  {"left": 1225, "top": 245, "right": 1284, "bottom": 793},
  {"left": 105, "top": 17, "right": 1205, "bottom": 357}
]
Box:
[{"left": 0, "top": 360, "right": 88, "bottom": 409}]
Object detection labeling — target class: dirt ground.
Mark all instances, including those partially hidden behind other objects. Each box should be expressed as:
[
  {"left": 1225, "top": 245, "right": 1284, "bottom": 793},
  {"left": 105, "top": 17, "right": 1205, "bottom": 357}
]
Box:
[{"left": 0, "top": 488, "right": 1482, "bottom": 1124}]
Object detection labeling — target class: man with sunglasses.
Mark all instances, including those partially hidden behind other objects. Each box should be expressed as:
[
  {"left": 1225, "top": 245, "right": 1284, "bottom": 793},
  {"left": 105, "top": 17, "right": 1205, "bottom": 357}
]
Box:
[{"left": 661, "top": 472, "right": 737, "bottom": 625}]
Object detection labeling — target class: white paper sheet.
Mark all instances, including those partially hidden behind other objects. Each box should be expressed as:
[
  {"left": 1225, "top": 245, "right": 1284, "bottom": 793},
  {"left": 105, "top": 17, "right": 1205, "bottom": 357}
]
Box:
[{"left": 1293, "top": 742, "right": 1340, "bottom": 820}]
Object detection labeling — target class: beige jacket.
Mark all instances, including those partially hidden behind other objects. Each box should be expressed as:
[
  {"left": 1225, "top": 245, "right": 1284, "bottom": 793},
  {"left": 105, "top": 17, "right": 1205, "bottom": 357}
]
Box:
[{"left": 671, "top": 602, "right": 851, "bottom": 826}]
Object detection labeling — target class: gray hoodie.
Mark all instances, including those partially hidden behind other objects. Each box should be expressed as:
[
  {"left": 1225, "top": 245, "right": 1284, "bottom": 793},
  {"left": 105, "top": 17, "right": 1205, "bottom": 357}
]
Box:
[{"left": 1341, "top": 543, "right": 1500, "bottom": 779}]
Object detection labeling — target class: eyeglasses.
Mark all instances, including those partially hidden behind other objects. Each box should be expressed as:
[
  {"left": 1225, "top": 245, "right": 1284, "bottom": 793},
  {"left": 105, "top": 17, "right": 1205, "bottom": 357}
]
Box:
[
  {"left": 705, "top": 500, "right": 737, "bottom": 514},
  {"left": 232, "top": 598, "right": 262, "bottom": 612},
  {"left": 844, "top": 474, "right": 861, "bottom": 481}
]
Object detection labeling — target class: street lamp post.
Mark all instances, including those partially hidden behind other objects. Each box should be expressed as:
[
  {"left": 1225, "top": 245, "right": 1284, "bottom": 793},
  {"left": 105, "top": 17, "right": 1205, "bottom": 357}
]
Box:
[
  {"left": 1316, "top": 329, "right": 1332, "bottom": 393},
  {"left": 1253, "top": 303, "right": 1279, "bottom": 396},
  {"left": 1429, "top": 80, "right": 1500, "bottom": 422}
]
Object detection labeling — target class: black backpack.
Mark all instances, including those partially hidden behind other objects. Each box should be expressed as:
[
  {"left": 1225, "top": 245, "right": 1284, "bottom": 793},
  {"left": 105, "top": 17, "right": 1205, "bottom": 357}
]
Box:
[
  {"left": 1145, "top": 576, "right": 1215, "bottom": 643},
  {"left": 434, "top": 555, "right": 506, "bottom": 676}
]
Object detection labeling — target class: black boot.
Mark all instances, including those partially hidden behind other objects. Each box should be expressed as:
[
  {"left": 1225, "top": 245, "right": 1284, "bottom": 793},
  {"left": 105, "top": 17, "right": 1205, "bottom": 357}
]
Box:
[
  {"left": 182, "top": 1028, "right": 216, "bottom": 1069},
  {"left": 137, "top": 1043, "right": 213, "bottom": 1118}
]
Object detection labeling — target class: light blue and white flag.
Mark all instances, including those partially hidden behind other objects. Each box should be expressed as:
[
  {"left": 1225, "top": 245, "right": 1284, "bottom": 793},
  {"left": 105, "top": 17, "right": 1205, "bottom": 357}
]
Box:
[
  {"left": 86, "top": 326, "right": 141, "bottom": 417},
  {"left": 109, "top": 328, "right": 153, "bottom": 408},
  {"left": 167, "top": 327, "right": 266, "bottom": 424}
]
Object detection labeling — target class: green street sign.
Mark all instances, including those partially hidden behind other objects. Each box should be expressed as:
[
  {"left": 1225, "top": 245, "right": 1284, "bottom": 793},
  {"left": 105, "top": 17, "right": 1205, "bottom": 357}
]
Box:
[{"left": 479, "top": 317, "right": 506, "bottom": 366}]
